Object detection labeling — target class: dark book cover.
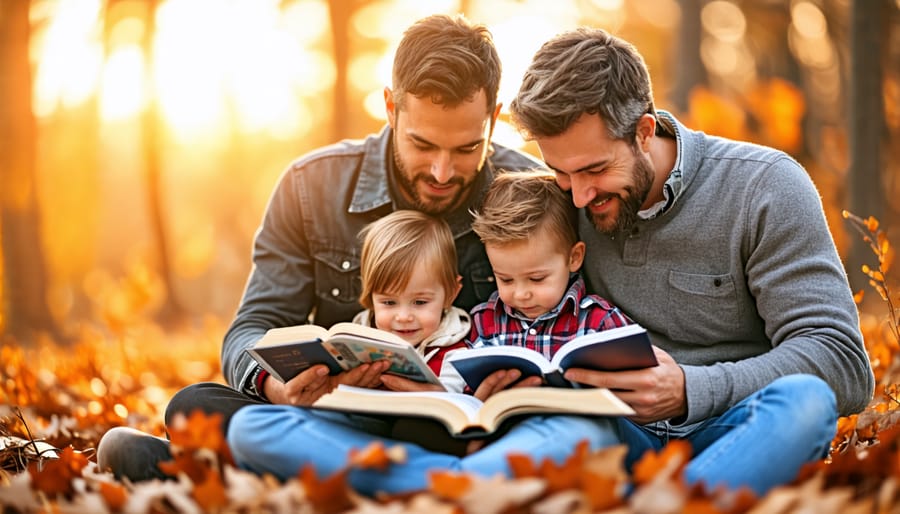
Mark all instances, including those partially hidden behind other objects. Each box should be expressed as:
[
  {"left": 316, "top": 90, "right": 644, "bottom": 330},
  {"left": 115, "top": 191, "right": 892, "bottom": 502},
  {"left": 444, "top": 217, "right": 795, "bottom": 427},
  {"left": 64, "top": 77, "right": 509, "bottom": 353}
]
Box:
[
  {"left": 246, "top": 339, "right": 342, "bottom": 382},
  {"left": 450, "top": 325, "right": 657, "bottom": 391}
]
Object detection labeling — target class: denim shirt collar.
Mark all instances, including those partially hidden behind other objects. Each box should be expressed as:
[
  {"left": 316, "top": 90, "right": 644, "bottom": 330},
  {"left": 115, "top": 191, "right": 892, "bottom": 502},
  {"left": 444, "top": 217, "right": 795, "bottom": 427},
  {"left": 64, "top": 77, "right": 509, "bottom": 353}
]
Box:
[
  {"left": 638, "top": 110, "right": 692, "bottom": 220},
  {"left": 348, "top": 125, "right": 393, "bottom": 213},
  {"left": 350, "top": 124, "right": 496, "bottom": 238}
]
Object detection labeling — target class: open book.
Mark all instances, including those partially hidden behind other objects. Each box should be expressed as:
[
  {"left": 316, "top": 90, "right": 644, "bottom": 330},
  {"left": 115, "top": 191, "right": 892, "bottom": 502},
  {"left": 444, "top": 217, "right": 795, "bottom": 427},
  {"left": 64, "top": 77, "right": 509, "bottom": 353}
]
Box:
[
  {"left": 245, "top": 322, "right": 440, "bottom": 385},
  {"left": 313, "top": 384, "right": 634, "bottom": 437},
  {"left": 447, "top": 323, "right": 657, "bottom": 390}
]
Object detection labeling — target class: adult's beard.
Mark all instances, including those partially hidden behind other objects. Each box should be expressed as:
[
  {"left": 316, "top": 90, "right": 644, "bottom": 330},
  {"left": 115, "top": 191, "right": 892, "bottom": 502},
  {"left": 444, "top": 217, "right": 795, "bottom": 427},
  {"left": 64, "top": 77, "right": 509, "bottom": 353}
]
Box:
[
  {"left": 392, "top": 141, "right": 471, "bottom": 216},
  {"left": 587, "top": 150, "right": 655, "bottom": 236}
]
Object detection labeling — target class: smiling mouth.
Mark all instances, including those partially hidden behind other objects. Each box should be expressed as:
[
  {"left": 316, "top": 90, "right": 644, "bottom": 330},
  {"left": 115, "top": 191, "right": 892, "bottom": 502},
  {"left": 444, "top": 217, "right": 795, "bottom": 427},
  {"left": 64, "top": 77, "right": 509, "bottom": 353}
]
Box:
[{"left": 424, "top": 182, "right": 456, "bottom": 194}]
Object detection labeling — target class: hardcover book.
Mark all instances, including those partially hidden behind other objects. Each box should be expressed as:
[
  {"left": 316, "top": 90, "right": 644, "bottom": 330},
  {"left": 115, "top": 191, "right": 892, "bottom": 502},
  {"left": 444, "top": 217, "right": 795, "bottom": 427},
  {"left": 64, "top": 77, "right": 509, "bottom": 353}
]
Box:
[
  {"left": 447, "top": 323, "right": 657, "bottom": 390},
  {"left": 312, "top": 384, "right": 635, "bottom": 437},
  {"left": 245, "top": 322, "right": 440, "bottom": 385}
]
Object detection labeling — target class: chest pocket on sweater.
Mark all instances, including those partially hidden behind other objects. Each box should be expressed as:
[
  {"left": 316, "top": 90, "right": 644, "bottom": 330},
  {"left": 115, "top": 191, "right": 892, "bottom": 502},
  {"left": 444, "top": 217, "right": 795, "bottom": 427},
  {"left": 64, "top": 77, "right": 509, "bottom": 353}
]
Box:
[
  {"left": 666, "top": 271, "right": 742, "bottom": 343},
  {"left": 313, "top": 250, "right": 362, "bottom": 325}
]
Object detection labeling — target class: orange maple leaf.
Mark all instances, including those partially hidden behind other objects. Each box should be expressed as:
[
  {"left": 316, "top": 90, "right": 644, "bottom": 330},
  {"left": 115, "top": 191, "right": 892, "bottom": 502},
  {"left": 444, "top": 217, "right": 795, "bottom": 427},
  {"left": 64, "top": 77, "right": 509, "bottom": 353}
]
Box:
[
  {"left": 28, "top": 446, "right": 89, "bottom": 498},
  {"left": 348, "top": 442, "right": 392, "bottom": 471},
  {"left": 167, "top": 410, "right": 229, "bottom": 457},
  {"left": 192, "top": 466, "right": 229, "bottom": 512},
  {"left": 428, "top": 470, "right": 473, "bottom": 500},
  {"left": 99, "top": 481, "right": 128, "bottom": 511},
  {"left": 581, "top": 471, "right": 625, "bottom": 511},
  {"left": 507, "top": 452, "right": 539, "bottom": 478},
  {"left": 834, "top": 414, "right": 858, "bottom": 442},
  {"left": 158, "top": 451, "right": 207, "bottom": 483},
  {"left": 298, "top": 464, "right": 353, "bottom": 513},
  {"left": 539, "top": 440, "right": 589, "bottom": 494},
  {"left": 632, "top": 440, "right": 692, "bottom": 486}
]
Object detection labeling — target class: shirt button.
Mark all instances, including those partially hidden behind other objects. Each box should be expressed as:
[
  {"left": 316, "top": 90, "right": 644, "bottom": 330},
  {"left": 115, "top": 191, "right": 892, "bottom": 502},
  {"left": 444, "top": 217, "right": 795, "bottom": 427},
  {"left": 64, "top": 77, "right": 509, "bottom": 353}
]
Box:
[
  {"left": 341, "top": 261, "right": 350, "bottom": 270},
  {"left": 529, "top": 328, "right": 537, "bottom": 335},
  {"left": 713, "top": 278, "right": 722, "bottom": 287},
  {"left": 331, "top": 288, "right": 340, "bottom": 297}
]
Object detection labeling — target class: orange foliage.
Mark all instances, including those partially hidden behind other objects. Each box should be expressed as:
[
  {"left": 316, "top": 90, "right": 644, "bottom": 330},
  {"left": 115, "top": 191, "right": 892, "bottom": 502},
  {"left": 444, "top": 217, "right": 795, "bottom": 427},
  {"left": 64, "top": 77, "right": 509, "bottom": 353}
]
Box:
[
  {"left": 3, "top": 215, "right": 900, "bottom": 512},
  {"left": 28, "top": 446, "right": 89, "bottom": 498},
  {"left": 429, "top": 470, "right": 473, "bottom": 500}
]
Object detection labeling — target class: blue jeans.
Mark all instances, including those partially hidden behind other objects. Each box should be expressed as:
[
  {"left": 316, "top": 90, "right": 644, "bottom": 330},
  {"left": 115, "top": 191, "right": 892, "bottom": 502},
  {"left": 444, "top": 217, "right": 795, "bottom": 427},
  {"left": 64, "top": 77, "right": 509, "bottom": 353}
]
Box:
[{"left": 228, "top": 374, "right": 837, "bottom": 497}]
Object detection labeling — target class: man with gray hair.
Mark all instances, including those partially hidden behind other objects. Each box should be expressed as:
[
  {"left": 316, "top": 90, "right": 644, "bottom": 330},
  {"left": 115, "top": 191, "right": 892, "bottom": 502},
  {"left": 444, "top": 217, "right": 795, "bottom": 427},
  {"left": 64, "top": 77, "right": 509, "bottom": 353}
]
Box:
[{"left": 509, "top": 27, "right": 873, "bottom": 495}]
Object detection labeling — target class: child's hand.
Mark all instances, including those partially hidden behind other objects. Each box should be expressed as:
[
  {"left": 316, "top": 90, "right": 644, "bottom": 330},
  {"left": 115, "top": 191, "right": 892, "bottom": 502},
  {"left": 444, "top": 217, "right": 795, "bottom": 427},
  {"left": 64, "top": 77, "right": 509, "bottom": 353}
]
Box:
[
  {"left": 339, "top": 360, "right": 391, "bottom": 389},
  {"left": 473, "top": 369, "right": 543, "bottom": 401},
  {"left": 380, "top": 374, "right": 446, "bottom": 392}
]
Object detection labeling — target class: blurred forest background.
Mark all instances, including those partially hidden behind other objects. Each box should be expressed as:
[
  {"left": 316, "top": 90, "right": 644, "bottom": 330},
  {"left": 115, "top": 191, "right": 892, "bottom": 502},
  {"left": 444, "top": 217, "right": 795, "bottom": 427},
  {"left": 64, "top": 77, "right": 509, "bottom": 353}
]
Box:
[{"left": 2, "top": 0, "right": 899, "bottom": 346}]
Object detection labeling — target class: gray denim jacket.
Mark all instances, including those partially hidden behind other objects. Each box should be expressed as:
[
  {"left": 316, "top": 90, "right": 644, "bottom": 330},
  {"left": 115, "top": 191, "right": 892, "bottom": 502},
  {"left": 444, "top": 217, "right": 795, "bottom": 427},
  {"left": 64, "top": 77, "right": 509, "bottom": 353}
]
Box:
[{"left": 223, "top": 125, "right": 542, "bottom": 391}]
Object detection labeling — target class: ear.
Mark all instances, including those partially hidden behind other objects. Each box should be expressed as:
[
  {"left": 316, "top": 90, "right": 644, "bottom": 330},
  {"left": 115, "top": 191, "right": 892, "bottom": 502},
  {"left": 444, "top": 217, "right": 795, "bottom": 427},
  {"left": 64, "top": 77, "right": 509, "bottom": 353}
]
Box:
[
  {"left": 488, "top": 102, "right": 502, "bottom": 136},
  {"left": 568, "top": 241, "right": 586, "bottom": 272},
  {"left": 635, "top": 113, "right": 656, "bottom": 153},
  {"left": 446, "top": 275, "right": 463, "bottom": 308},
  {"left": 384, "top": 86, "right": 397, "bottom": 128}
]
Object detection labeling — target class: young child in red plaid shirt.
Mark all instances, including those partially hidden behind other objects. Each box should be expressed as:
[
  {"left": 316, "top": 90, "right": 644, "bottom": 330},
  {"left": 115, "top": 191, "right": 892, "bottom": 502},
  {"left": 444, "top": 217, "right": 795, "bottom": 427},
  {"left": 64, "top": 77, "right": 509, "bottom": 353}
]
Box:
[{"left": 440, "top": 169, "right": 632, "bottom": 396}]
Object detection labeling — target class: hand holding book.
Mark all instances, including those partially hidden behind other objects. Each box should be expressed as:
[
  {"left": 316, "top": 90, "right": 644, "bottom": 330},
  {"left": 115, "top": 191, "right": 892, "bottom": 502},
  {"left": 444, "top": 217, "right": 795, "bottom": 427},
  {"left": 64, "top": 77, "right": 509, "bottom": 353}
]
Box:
[
  {"left": 245, "top": 322, "right": 441, "bottom": 385},
  {"left": 446, "top": 324, "right": 658, "bottom": 391}
]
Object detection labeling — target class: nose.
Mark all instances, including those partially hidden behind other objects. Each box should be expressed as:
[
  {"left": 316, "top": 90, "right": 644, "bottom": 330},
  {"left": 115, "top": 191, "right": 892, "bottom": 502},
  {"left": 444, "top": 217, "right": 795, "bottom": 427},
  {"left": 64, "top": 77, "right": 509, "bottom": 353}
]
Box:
[
  {"left": 513, "top": 284, "right": 532, "bottom": 302},
  {"left": 569, "top": 173, "right": 596, "bottom": 208},
  {"left": 395, "top": 307, "right": 413, "bottom": 322},
  {"left": 430, "top": 151, "right": 453, "bottom": 184}
]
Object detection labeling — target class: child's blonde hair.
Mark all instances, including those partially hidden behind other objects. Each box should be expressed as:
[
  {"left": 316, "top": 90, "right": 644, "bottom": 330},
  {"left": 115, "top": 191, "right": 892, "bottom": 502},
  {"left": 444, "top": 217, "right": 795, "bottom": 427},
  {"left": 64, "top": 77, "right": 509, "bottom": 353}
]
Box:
[
  {"left": 472, "top": 169, "right": 578, "bottom": 251},
  {"left": 358, "top": 210, "right": 459, "bottom": 311}
]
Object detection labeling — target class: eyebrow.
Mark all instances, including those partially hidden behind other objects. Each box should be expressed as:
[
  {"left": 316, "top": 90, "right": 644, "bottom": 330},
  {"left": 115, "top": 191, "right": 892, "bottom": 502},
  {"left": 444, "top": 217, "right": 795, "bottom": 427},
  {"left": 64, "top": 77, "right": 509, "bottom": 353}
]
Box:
[
  {"left": 408, "top": 133, "right": 484, "bottom": 149},
  {"left": 545, "top": 158, "right": 610, "bottom": 175}
]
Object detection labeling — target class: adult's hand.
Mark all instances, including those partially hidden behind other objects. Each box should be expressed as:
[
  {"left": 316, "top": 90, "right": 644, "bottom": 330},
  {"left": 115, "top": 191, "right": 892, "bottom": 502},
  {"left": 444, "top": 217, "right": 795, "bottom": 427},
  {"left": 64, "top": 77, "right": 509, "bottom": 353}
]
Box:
[
  {"left": 380, "top": 374, "right": 446, "bottom": 392},
  {"left": 562, "top": 346, "right": 686, "bottom": 425},
  {"left": 472, "top": 370, "right": 543, "bottom": 401},
  {"left": 263, "top": 361, "right": 391, "bottom": 405}
]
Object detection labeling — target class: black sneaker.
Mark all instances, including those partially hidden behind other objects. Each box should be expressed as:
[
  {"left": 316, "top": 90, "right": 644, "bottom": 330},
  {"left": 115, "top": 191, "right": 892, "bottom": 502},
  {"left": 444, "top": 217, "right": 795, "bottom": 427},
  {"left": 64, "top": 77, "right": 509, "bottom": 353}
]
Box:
[{"left": 96, "top": 427, "right": 173, "bottom": 482}]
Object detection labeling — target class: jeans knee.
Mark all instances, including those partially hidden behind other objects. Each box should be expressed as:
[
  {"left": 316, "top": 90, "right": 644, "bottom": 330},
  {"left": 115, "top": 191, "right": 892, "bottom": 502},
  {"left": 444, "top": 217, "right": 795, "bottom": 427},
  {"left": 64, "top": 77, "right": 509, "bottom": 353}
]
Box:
[
  {"left": 766, "top": 374, "right": 837, "bottom": 443},
  {"left": 227, "top": 406, "right": 270, "bottom": 456},
  {"left": 165, "top": 383, "right": 220, "bottom": 422},
  {"left": 525, "top": 415, "right": 621, "bottom": 449}
]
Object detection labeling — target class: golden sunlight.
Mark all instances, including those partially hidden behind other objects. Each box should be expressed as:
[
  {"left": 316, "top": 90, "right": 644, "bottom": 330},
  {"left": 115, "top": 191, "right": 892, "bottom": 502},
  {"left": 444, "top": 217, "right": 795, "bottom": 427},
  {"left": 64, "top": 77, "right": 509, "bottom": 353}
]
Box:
[
  {"left": 33, "top": 0, "right": 103, "bottom": 117},
  {"left": 34, "top": 0, "right": 333, "bottom": 142},
  {"left": 100, "top": 45, "right": 145, "bottom": 121}
]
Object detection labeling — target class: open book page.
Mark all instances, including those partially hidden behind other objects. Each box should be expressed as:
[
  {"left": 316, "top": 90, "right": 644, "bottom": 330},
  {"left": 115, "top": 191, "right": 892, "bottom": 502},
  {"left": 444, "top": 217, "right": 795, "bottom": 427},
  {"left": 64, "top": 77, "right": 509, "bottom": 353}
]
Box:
[
  {"left": 322, "top": 337, "right": 441, "bottom": 384},
  {"left": 246, "top": 323, "right": 441, "bottom": 385},
  {"left": 312, "top": 385, "right": 635, "bottom": 437},
  {"left": 312, "top": 385, "right": 484, "bottom": 435},
  {"left": 477, "top": 387, "right": 635, "bottom": 433},
  {"left": 326, "top": 322, "right": 410, "bottom": 346},
  {"left": 255, "top": 324, "right": 329, "bottom": 346}
]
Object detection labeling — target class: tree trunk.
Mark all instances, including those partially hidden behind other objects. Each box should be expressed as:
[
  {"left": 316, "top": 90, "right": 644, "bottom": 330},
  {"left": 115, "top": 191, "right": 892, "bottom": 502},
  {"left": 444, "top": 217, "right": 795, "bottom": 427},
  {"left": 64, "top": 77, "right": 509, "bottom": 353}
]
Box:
[
  {"left": 0, "top": 0, "right": 59, "bottom": 343},
  {"left": 141, "top": 0, "right": 186, "bottom": 324},
  {"left": 327, "top": 1, "right": 359, "bottom": 141},
  {"left": 672, "top": 0, "right": 705, "bottom": 114},
  {"left": 847, "top": 0, "right": 888, "bottom": 290}
]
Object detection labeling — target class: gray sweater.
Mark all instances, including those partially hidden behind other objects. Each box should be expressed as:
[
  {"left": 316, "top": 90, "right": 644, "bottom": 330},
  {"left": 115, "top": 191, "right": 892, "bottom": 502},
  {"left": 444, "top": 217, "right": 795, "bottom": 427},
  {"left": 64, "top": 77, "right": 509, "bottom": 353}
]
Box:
[{"left": 580, "top": 112, "right": 874, "bottom": 425}]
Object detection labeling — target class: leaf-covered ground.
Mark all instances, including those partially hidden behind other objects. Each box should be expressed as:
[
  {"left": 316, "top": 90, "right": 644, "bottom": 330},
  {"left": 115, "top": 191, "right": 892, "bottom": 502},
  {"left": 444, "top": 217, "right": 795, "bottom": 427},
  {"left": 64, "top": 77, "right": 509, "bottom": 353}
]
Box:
[{"left": 2, "top": 214, "right": 899, "bottom": 513}]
